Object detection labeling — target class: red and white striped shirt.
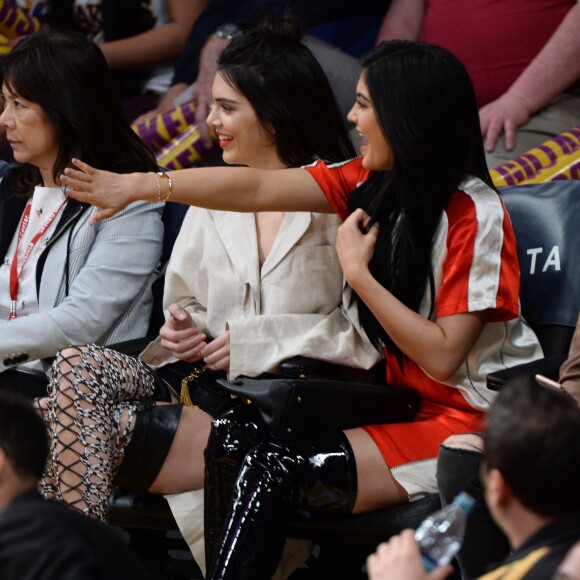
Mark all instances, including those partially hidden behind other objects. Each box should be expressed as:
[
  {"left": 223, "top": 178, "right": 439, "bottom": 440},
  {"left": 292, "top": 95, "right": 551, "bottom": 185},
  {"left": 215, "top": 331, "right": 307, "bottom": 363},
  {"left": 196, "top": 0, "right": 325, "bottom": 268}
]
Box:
[{"left": 305, "top": 158, "right": 542, "bottom": 411}]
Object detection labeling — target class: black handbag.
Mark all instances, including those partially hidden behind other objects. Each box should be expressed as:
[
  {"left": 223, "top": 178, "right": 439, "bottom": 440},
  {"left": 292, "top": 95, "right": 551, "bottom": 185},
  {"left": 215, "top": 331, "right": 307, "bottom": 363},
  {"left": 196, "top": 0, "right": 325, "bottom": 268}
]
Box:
[{"left": 215, "top": 376, "right": 421, "bottom": 437}]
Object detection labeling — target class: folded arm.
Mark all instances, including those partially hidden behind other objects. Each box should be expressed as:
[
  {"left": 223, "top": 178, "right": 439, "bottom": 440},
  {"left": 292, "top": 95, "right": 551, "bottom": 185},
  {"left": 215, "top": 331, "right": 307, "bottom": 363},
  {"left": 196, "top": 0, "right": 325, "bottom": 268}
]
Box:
[
  {"left": 480, "top": 3, "right": 580, "bottom": 152},
  {"left": 99, "top": 0, "right": 207, "bottom": 69},
  {"left": 375, "top": 0, "right": 425, "bottom": 44}
]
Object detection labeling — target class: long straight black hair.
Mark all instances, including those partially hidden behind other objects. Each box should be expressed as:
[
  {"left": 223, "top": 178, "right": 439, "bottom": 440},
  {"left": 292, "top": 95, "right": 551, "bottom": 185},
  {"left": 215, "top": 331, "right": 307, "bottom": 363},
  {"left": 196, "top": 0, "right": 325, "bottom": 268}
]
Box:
[
  {"left": 216, "top": 18, "right": 356, "bottom": 167},
  {"left": 348, "top": 41, "right": 494, "bottom": 363},
  {"left": 0, "top": 30, "right": 157, "bottom": 197}
]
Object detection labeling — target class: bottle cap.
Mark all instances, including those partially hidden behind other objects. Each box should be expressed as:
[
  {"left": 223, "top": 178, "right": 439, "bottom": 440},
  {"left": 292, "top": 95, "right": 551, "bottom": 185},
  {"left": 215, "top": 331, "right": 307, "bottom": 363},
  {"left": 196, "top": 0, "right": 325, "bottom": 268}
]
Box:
[{"left": 453, "top": 491, "right": 476, "bottom": 514}]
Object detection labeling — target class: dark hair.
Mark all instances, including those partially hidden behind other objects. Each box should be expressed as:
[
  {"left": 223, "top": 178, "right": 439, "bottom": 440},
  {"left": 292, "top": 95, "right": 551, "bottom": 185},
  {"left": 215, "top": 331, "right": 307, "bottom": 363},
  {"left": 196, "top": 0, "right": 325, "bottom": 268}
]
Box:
[
  {"left": 347, "top": 41, "right": 493, "bottom": 362},
  {"left": 484, "top": 378, "right": 580, "bottom": 517},
  {"left": 0, "top": 30, "right": 157, "bottom": 196},
  {"left": 0, "top": 393, "right": 48, "bottom": 481},
  {"left": 216, "top": 18, "right": 356, "bottom": 167}
]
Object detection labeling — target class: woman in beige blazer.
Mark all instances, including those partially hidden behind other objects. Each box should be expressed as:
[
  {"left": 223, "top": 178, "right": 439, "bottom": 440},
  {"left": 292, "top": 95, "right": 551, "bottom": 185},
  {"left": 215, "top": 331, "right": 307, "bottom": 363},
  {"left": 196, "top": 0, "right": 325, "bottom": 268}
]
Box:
[{"left": 37, "top": 22, "right": 380, "bottom": 523}]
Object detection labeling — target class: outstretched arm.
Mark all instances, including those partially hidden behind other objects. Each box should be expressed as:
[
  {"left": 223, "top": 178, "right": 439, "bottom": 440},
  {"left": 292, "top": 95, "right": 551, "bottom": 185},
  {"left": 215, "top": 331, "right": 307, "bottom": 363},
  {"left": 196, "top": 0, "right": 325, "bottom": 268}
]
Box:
[
  {"left": 480, "top": 3, "right": 580, "bottom": 153},
  {"left": 62, "top": 159, "right": 332, "bottom": 222}
]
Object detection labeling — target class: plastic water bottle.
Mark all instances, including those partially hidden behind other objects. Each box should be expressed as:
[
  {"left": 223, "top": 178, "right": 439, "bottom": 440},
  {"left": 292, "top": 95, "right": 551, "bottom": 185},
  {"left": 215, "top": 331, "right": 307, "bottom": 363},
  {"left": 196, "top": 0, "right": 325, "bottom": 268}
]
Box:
[{"left": 414, "top": 491, "right": 476, "bottom": 571}]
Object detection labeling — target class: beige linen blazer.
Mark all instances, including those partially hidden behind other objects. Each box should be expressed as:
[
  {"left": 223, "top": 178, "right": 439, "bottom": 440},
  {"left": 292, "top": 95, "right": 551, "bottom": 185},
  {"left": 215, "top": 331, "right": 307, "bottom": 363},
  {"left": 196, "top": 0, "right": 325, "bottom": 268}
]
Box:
[{"left": 140, "top": 206, "right": 380, "bottom": 378}]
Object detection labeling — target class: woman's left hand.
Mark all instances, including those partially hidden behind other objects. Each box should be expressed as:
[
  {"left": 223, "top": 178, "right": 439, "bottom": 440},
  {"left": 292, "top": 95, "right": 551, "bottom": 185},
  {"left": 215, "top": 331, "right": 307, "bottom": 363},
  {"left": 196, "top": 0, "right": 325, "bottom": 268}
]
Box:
[
  {"left": 200, "top": 330, "right": 230, "bottom": 372},
  {"left": 335, "top": 208, "right": 378, "bottom": 287}
]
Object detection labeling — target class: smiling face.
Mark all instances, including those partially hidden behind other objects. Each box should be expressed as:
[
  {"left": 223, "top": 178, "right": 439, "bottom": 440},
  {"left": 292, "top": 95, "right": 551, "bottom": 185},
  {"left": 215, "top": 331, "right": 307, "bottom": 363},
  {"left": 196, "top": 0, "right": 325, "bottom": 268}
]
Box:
[
  {"left": 206, "top": 73, "right": 282, "bottom": 170},
  {"left": 0, "top": 83, "right": 59, "bottom": 184},
  {"left": 347, "top": 75, "right": 393, "bottom": 172}
]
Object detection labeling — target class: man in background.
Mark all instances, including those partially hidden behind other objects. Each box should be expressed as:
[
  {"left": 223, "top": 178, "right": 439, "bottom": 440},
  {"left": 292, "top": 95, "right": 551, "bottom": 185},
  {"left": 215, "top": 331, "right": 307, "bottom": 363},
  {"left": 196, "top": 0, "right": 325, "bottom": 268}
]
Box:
[{"left": 0, "top": 392, "right": 152, "bottom": 579}]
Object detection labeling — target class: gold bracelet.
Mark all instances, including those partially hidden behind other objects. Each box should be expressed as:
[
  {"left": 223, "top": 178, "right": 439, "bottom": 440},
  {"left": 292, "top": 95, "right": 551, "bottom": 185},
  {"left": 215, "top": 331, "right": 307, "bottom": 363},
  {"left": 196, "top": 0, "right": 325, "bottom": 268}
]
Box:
[
  {"left": 149, "top": 171, "right": 161, "bottom": 202},
  {"left": 158, "top": 171, "right": 173, "bottom": 202}
]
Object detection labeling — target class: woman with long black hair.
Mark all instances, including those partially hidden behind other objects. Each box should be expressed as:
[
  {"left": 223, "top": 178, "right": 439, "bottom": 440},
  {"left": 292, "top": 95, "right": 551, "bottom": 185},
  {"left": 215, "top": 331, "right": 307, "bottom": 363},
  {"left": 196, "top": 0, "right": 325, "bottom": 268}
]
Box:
[{"left": 62, "top": 40, "right": 543, "bottom": 578}]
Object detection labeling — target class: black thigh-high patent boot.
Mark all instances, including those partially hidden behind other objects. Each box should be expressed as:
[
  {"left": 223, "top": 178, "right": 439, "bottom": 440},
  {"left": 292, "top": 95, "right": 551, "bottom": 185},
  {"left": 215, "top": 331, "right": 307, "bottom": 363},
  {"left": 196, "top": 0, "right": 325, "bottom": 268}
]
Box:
[
  {"left": 437, "top": 444, "right": 510, "bottom": 579},
  {"left": 206, "top": 426, "right": 357, "bottom": 580},
  {"left": 204, "top": 403, "right": 269, "bottom": 568}
]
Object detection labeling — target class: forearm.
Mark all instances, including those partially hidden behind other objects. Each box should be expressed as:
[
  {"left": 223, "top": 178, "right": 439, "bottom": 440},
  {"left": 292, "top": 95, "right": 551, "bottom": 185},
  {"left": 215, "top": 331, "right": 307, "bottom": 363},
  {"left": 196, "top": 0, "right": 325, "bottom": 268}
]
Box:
[
  {"left": 100, "top": 0, "right": 207, "bottom": 70},
  {"left": 505, "top": 4, "right": 580, "bottom": 113},
  {"left": 375, "top": 0, "right": 425, "bottom": 44},
  {"left": 350, "top": 271, "right": 484, "bottom": 380},
  {"left": 66, "top": 164, "right": 331, "bottom": 216},
  {"left": 0, "top": 313, "right": 68, "bottom": 371},
  {"left": 100, "top": 23, "right": 192, "bottom": 69},
  {"left": 134, "top": 168, "right": 269, "bottom": 210},
  {"left": 171, "top": 0, "right": 242, "bottom": 85},
  {"left": 0, "top": 300, "right": 134, "bottom": 371},
  {"left": 154, "top": 82, "right": 191, "bottom": 113}
]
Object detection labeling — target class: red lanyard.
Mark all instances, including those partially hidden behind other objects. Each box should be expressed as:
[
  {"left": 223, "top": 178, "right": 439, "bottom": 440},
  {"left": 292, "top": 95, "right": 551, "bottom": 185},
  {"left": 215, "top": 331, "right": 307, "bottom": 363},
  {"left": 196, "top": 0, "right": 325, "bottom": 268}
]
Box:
[{"left": 9, "top": 198, "right": 66, "bottom": 319}]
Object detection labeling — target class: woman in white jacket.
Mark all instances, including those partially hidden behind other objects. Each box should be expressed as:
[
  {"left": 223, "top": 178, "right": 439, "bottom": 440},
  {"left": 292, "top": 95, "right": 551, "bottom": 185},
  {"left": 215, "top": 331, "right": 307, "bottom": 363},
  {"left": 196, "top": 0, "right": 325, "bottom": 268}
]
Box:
[
  {"left": 0, "top": 31, "right": 163, "bottom": 397},
  {"left": 40, "top": 21, "right": 380, "bottom": 523}
]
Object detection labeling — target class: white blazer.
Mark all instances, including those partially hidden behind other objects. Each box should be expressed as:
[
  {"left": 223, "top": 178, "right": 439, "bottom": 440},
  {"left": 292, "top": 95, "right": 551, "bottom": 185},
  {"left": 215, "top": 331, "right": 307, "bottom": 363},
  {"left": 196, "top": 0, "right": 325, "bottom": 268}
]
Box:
[{"left": 140, "top": 206, "right": 380, "bottom": 379}]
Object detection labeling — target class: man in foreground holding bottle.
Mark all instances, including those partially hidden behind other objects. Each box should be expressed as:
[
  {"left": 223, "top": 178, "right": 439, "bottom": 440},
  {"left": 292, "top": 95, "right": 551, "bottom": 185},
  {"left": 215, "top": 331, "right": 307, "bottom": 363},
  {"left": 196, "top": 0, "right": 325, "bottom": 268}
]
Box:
[{"left": 367, "top": 378, "right": 580, "bottom": 580}]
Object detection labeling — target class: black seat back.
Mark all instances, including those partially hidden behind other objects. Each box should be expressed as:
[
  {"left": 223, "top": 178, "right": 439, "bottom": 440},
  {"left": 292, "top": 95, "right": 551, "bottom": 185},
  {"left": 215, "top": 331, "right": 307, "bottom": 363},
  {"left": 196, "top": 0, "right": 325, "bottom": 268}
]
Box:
[{"left": 499, "top": 181, "right": 580, "bottom": 356}]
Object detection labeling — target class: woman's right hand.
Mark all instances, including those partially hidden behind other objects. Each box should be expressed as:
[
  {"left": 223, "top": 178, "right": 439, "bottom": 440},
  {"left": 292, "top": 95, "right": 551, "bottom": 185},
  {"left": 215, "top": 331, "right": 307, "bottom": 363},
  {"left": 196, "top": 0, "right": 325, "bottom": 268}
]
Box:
[
  {"left": 61, "top": 158, "right": 147, "bottom": 223},
  {"left": 335, "top": 208, "right": 378, "bottom": 288},
  {"left": 159, "top": 304, "right": 207, "bottom": 362}
]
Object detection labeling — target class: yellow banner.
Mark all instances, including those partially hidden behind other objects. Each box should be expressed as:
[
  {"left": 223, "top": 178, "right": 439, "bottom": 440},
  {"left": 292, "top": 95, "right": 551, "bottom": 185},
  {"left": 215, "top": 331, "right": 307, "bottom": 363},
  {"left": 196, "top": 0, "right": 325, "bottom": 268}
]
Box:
[
  {"left": 155, "top": 125, "right": 208, "bottom": 170},
  {"left": 0, "top": 1, "right": 43, "bottom": 39},
  {"left": 491, "top": 126, "right": 580, "bottom": 186},
  {"left": 133, "top": 101, "right": 197, "bottom": 151}
]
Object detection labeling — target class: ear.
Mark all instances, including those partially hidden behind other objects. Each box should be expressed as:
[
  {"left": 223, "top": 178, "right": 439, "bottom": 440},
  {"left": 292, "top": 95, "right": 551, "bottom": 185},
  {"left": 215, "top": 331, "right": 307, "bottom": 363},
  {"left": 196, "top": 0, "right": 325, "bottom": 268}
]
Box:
[{"left": 484, "top": 468, "right": 512, "bottom": 508}]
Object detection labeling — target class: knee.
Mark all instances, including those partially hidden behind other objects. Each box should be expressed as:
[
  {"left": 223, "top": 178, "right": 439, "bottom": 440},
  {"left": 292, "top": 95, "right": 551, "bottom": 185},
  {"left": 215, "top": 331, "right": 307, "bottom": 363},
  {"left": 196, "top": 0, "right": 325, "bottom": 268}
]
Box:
[
  {"left": 50, "top": 345, "right": 101, "bottom": 402},
  {"left": 207, "top": 403, "right": 265, "bottom": 461},
  {"left": 441, "top": 432, "right": 484, "bottom": 453},
  {"left": 437, "top": 435, "right": 485, "bottom": 503},
  {"left": 239, "top": 440, "right": 295, "bottom": 494},
  {"left": 53, "top": 345, "right": 90, "bottom": 376}
]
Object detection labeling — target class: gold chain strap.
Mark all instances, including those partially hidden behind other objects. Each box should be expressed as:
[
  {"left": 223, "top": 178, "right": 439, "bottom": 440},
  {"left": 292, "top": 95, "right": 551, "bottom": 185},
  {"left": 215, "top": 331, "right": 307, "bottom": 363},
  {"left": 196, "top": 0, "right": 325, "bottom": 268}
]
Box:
[{"left": 180, "top": 365, "right": 208, "bottom": 408}]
